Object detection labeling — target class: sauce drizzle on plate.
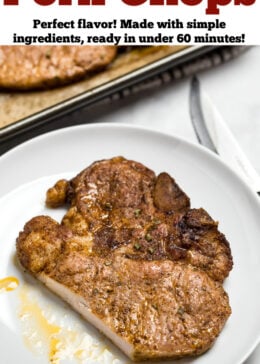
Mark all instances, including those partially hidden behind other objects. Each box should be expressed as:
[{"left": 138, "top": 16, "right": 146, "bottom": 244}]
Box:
[{"left": 0, "top": 276, "right": 19, "bottom": 292}]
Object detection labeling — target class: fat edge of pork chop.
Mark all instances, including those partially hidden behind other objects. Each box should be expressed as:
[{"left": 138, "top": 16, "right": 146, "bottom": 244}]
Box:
[
  {"left": 45, "top": 157, "right": 233, "bottom": 282},
  {"left": 16, "top": 215, "right": 231, "bottom": 362}
]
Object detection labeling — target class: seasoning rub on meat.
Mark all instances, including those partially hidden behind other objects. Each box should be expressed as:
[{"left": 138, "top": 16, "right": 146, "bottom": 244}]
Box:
[
  {"left": 16, "top": 156, "right": 233, "bottom": 361},
  {"left": 0, "top": 45, "right": 116, "bottom": 90}
]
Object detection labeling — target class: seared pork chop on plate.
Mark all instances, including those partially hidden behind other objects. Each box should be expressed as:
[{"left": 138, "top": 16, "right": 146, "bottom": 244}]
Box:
[
  {"left": 1, "top": 123, "right": 260, "bottom": 364},
  {"left": 16, "top": 156, "right": 232, "bottom": 361}
]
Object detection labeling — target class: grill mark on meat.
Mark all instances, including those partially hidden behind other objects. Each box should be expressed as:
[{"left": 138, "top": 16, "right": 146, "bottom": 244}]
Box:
[{"left": 16, "top": 156, "right": 233, "bottom": 361}]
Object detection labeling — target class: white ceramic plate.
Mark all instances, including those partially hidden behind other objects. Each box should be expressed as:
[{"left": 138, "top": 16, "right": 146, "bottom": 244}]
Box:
[{"left": 0, "top": 123, "right": 260, "bottom": 364}]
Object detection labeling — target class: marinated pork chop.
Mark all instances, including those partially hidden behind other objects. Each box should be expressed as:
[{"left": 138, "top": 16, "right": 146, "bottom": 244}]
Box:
[
  {"left": 0, "top": 46, "right": 116, "bottom": 90},
  {"left": 46, "top": 157, "right": 232, "bottom": 282},
  {"left": 16, "top": 157, "right": 233, "bottom": 361}
]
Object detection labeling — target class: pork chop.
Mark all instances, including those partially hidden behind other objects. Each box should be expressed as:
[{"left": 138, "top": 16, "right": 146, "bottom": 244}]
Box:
[
  {"left": 16, "top": 156, "right": 233, "bottom": 361},
  {"left": 46, "top": 156, "right": 232, "bottom": 282},
  {"left": 0, "top": 45, "right": 116, "bottom": 90}
]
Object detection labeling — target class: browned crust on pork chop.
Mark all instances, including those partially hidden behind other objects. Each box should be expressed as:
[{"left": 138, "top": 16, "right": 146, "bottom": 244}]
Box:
[
  {"left": 46, "top": 156, "right": 232, "bottom": 282},
  {"left": 0, "top": 45, "right": 116, "bottom": 90},
  {"left": 17, "top": 216, "right": 231, "bottom": 361},
  {"left": 16, "top": 156, "right": 233, "bottom": 361}
]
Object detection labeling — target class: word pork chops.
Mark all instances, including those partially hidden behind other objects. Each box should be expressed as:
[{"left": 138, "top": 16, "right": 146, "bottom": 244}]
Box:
[
  {"left": 16, "top": 157, "right": 233, "bottom": 361},
  {"left": 0, "top": 45, "right": 116, "bottom": 90}
]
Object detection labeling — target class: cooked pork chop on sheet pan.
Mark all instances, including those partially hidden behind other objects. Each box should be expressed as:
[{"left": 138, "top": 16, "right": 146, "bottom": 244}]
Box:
[{"left": 0, "top": 46, "right": 116, "bottom": 90}]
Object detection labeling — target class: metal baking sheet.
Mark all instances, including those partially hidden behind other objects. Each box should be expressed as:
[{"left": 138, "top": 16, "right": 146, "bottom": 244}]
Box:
[{"left": 0, "top": 46, "right": 216, "bottom": 151}]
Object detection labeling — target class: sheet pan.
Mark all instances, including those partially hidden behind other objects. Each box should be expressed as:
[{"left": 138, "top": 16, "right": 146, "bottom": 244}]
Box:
[{"left": 0, "top": 46, "right": 216, "bottom": 152}]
